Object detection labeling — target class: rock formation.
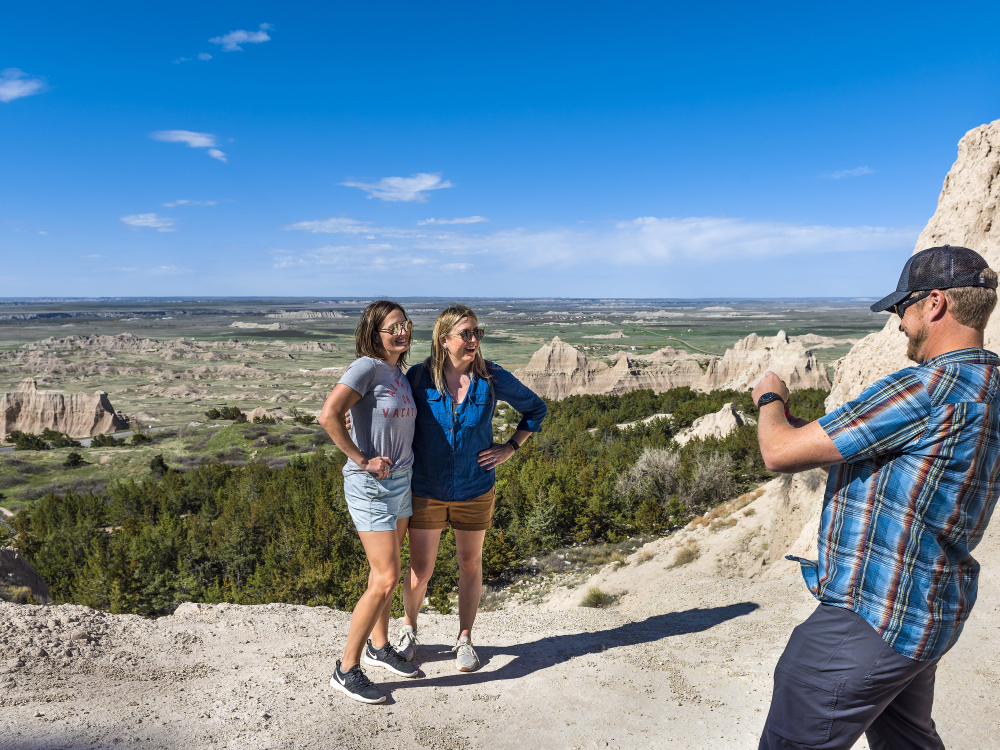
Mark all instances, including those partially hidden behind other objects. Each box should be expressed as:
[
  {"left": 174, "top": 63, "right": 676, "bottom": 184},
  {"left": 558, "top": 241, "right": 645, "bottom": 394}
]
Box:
[
  {"left": 673, "top": 402, "right": 755, "bottom": 446},
  {"left": 230, "top": 321, "right": 285, "bottom": 331},
  {"left": 697, "top": 331, "right": 831, "bottom": 392},
  {"left": 266, "top": 310, "right": 346, "bottom": 319},
  {"left": 513, "top": 337, "right": 704, "bottom": 399},
  {"left": 0, "top": 379, "right": 127, "bottom": 439},
  {"left": 827, "top": 118, "right": 1000, "bottom": 410},
  {"left": 0, "top": 546, "right": 51, "bottom": 604},
  {"left": 516, "top": 332, "right": 831, "bottom": 400}
]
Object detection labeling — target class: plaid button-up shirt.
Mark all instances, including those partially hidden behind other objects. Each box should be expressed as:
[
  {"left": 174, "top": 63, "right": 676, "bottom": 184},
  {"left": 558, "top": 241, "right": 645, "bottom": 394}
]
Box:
[{"left": 794, "top": 348, "right": 1000, "bottom": 662}]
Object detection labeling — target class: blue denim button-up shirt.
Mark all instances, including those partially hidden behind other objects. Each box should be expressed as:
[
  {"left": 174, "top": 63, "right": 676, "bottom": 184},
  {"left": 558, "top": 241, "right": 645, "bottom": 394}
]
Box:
[{"left": 406, "top": 360, "right": 547, "bottom": 502}]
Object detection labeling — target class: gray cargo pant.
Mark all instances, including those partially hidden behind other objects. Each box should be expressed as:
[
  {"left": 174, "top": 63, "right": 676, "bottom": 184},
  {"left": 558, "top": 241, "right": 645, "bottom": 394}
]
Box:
[{"left": 759, "top": 604, "right": 945, "bottom": 750}]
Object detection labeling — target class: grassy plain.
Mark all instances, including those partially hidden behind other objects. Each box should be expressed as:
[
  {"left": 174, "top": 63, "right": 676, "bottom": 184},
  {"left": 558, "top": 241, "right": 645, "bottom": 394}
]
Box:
[{"left": 0, "top": 297, "right": 887, "bottom": 513}]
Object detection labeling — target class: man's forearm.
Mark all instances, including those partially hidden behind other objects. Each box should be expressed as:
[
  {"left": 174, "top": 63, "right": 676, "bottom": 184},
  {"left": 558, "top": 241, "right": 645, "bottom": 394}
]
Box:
[{"left": 756, "top": 404, "right": 844, "bottom": 473}]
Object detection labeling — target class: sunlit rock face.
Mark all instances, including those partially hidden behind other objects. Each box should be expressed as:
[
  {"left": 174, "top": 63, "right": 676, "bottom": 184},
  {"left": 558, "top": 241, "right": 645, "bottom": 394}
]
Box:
[
  {"left": 697, "top": 331, "right": 831, "bottom": 393},
  {"left": 673, "top": 402, "right": 755, "bottom": 447},
  {"left": 827, "top": 118, "right": 1000, "bottom": 411},
  {"left": 513, "top": 337, "right": 704, "bottom": 399},
  {"left": 0, "top": 379, "right": 127, "bottom": 439}
]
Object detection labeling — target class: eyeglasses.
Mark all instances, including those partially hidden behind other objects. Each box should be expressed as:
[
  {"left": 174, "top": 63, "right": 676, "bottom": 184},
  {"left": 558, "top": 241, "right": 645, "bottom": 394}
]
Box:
[
  {"left": 892, "top": 291, "right": 932, "bottom": 318},
  {"left": 378, "top": 320, "right": 412, "bottom": 336},
  {"left": 447, "top": 328, "right": 486, "bottom": 343}
]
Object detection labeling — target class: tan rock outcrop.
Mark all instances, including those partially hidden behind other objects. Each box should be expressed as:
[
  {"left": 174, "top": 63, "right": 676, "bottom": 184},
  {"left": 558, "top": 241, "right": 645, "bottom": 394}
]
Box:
[
  {"left": 673, "top": 402, "right": 755, "bottom": 447},
  {"left": 827, "top": 118, "right": 1000, "bottom": 410},
  {"left": 0, "top": 379, "right": 127, "bottom": 439},
  {"left": 266, "top": 310, "right": 346, "bottom": 319},
  {"left": 513, "top": 337, "right": 704, "bottom": 399},
  {"left": 0, "top": 546, "right": 51, "bottom": 604},
  {"left": 230, "top": 321, "right": 285, "bottom": 331},
  {"left": 697, "top": 331, "right": 831, "bottom": 392}
]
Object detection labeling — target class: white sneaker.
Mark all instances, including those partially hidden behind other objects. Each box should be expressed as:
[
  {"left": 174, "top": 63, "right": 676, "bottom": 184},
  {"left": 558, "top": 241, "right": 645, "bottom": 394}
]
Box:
[
  {"left": 394, "top": 625, "right": 418, "bottom": 662},
  {"left": 452, "top": 635, "right": 480, "bottom": 672}
]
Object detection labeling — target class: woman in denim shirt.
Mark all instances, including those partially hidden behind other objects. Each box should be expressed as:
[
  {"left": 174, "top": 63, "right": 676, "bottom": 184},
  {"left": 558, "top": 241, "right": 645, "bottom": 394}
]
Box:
[{"left": 392, "top": 305, "right": 547, "bottom": 672}]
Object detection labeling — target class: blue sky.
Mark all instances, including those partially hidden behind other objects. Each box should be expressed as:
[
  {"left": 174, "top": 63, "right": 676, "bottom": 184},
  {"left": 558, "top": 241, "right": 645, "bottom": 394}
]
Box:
[{"left": 3, "top": 2, "right": 1000, "bottom": 298}]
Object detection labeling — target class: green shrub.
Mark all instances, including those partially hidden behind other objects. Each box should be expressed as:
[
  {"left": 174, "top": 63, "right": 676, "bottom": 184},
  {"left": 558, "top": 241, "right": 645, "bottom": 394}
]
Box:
[
  {"left": 91, "top": 434, "right": 125, "bottom": 448},
  {"left": 8, "top": 431, "right": 51, "bottom": 451},
  {"left": 149, "top": 454, "right": 169, "bottom": 478},
  {"left": 580, "top": 586, "right": 620, "bottom": 608},
  {"left": 293, "top": 414, "right": 316, "bottom": 426},
  {"left": 41, "top": 429, "right": 81, "bottom": 448},
  {"left": 131, "top": 433, "right": 153, "bottom": 445},
  {"left": 64, "top": 452, "right": 85, "bottom": 469},
  {"left": 204, "top": 408, "right": 222, "bottom": 420}
]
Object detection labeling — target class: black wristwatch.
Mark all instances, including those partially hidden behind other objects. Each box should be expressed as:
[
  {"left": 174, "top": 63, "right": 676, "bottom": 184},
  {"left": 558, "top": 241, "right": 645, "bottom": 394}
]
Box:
[
  {"left": 507, "top": 438, "right": 520, "bottom": 452},
  {"left": 756, "top": 392, "right": 785, "bottom": 410}
]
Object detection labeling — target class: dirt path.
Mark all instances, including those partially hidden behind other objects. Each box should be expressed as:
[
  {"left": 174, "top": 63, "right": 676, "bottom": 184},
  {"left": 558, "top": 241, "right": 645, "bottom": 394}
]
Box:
[{"left": 2, "top": 541, "right": 998, "bottom": 750}]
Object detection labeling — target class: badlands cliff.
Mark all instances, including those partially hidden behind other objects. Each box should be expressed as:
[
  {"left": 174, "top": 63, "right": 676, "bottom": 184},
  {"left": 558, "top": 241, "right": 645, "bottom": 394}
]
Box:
[
  {"left": 0, "top": 379, "right": 127, "bottom": 439},
  {"left": 515, "top": 330, "right": 829, "bottom": 400},
  {"left": 674, "top": 402, "right": 755, "bottom": 447},
  {"left": 513, "top": 337, "right": 704, "bottom": 399},
  {"left": 699, "top": 331, "right": 831, "bottom": 392},
  {"left": 828, "top": 117, "right": 1000, "bottom": 409}
]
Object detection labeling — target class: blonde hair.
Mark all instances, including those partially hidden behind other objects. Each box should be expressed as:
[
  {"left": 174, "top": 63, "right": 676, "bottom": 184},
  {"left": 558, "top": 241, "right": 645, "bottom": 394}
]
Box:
[
  {"left": 427, "top": 305, "right": 490, "bottom": 393},
  {"left": 354, "top": 299, "right": 409, "bottom": 369},
  {"left": 944, "top": 268, "right": 997, "bottom": 331},
  {"left": 944, "top": 268, "right": 999, "bottom": 330}
]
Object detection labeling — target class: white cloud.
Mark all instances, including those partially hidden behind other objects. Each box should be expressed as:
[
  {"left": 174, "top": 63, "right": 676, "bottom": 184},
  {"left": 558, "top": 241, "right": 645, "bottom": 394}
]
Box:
[
  {"left": 210, "top": 23, "right": 273, "bottom": 52},
  {"left": 88, "top": 254, "right": 103, "bottom": 258},
  {"left": 198, "top": 53, "right": 213, "bottom": 61},
  {"left": 161, "top": 199, "right": 218, "bottom": 208},
  {"left": 442, "top": 263, "right": 471, "bottom": 271},
  {"left": 824, "top": 166, "right": 875, "bottom": 179},
  {"left": 38, "top": 231, "right": 47, "bottom": 235},
  {"left": 120, "top": 213, "right": 175, "bottom": 232},
  {"left": 151, "top": 130, "right": 217, "bottom": 148},
  {"left": 417, "top": 216, "right": 488, "bottom": 226},
  {"left": 341, "top": 172, "right": 453, "bottom": 203},
  {"left": 284, "top": 217, "right": 376, "bottom": 234},
  {"left": 279, "top": 213, "right": 918, "bottom": 273},
  {"left": 0, "top": 68, "right": 46, "bottom": 103},
  {"left": 172, "top": 57, "right": 192, "bottom": 64},
  {"left": 150, "top": 130, "right": 227, "bottom": 162}
]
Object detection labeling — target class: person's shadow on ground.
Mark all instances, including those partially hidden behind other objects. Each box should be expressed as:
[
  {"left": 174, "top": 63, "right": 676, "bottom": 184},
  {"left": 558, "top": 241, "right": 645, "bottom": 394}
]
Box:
[{"left": 379, "top": 601, "right": 759, "bottom": 698}]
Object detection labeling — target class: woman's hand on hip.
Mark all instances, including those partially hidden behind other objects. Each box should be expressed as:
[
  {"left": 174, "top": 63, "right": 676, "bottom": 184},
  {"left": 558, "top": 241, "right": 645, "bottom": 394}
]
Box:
[
  {"left": 362, "top": 456, "right": 393, "bottom": 479},
  {"left": 477, "top": 443, "right": 515, "bottom": 471}
]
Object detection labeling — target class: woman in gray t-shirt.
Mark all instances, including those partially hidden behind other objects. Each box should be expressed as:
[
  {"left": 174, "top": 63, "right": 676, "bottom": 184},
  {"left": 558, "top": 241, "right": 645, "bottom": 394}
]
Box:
[{"left": 318, "top": 300, "right": 418, "bottom": 704}]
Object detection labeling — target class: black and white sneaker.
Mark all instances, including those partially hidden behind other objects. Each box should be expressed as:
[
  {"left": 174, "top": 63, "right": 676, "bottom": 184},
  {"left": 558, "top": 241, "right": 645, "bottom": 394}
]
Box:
[
  {"left": 331, "top": 660, "right": 386, "bottom": 704},
  {"left": 362, "top": 640, "right": 419, "bottom": 678}
]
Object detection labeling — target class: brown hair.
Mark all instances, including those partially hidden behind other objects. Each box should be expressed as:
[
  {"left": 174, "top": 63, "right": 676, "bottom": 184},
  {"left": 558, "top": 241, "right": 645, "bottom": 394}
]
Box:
[
  {"left": 944, "top": 268, "right": 999, "bottom": 330},
  {"left": 427, "top": 304, "right": 489, "bottom": 394},
  {"left": 354, "top": 299, "right": 409, "bottom": 369}
]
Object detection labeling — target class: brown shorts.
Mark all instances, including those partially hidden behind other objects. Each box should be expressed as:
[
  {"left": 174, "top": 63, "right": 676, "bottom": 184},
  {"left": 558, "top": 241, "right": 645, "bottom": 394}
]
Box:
[{"left": 409, "top": 487, "right": 495, "bottom": 531}]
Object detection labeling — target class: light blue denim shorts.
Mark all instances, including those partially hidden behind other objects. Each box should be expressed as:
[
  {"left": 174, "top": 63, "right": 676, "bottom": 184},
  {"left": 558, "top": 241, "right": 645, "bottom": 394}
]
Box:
[{"left": 343, "top": 467, "right": 413, "bottom": 532}]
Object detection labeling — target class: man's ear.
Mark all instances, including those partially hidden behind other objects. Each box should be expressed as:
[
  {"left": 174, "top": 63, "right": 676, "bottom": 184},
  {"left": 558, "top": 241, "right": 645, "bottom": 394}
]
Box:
[{"left": 927, "top": 290, "right": 948, "bottom": 322}]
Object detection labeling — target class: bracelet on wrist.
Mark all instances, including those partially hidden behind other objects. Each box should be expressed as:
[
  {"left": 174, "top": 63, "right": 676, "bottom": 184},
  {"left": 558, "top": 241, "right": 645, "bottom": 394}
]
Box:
[{"left": 507, "top": 438, "right": 520, "bottom": 452}]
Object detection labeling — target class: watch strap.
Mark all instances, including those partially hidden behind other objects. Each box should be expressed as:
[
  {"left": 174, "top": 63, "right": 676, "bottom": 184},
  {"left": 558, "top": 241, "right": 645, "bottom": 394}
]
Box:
[{"left": 756, "top": 392, "right": 785, "bottom": 409}]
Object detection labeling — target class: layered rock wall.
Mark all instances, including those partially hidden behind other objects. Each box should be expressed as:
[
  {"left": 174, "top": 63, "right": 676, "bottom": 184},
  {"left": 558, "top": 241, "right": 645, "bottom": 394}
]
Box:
[
  {"left": 827, "top": 118, "right": 1000, "bottom": 410},
  {"left": 513, "top": 337, "right": 704, "bottom": 399},
  {"left": 697, "top": 331, "right": 831, "bottom": 392},
  {"left": 0, "top": 379, "right": 127, "bottom": 439}
]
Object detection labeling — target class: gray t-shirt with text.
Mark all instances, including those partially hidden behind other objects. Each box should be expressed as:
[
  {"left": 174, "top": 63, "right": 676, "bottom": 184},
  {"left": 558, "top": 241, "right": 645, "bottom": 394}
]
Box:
[{"left": 338, "top": 356, "right": 415, "bottom": 476}]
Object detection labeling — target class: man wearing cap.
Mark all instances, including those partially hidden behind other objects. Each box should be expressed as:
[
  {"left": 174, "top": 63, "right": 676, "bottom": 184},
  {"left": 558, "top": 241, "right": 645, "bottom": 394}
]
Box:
[{"left": 753, "top": 245, "right": 1000, "bottom": 749}]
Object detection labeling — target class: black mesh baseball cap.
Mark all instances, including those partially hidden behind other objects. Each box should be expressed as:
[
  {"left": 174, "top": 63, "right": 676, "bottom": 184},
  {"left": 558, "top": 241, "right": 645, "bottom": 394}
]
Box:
[{"left": 870, "top": 245, "right": 997, "bottom": 313}]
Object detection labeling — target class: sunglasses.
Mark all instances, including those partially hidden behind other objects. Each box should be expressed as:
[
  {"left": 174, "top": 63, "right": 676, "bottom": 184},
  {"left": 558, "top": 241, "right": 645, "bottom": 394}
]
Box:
[
  {"left": 447, "top": 328, "right": 486, "bottom": 343},
  {"left": 892, "top": 291, "right": 932, "bottom": 318},
  {"left": 379, "top": 320, "right": 412, "bottom": 336}
]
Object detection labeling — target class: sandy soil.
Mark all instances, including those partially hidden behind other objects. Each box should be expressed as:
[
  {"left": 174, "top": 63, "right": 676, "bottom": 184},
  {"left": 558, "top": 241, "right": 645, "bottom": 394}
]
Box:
[{"left": 2, "top": 521, "right": 999, "bottom": 750}]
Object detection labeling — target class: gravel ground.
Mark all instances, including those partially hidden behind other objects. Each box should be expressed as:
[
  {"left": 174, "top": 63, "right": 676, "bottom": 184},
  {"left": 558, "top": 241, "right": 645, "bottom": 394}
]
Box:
[{"left": 2, "top": 548, "right": 998, "bottom": 750}]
